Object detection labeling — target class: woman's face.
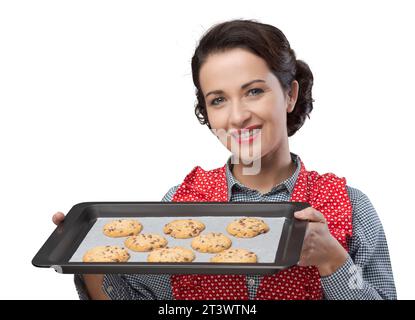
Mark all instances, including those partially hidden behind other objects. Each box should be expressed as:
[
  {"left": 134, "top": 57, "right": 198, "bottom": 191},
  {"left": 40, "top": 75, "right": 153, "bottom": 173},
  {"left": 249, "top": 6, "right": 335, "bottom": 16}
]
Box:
[{"left": 199, "top": 48, "right": 298, "bottom": 163}]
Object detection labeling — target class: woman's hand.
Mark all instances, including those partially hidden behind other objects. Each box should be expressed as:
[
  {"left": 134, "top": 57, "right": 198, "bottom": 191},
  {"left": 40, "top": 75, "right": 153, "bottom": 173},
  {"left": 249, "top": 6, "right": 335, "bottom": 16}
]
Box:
[
  {"left": 51, "top": 211, "right": 109, "bottom": 300},
  {"left": 294, "top": 207, "right": 349, "bottom": 276}
]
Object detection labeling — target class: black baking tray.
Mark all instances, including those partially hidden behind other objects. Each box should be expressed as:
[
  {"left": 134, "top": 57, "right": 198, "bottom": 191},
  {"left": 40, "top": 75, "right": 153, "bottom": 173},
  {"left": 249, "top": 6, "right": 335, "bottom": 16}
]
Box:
[{"left": 32, "top": 201, "right": 309, "bottom": 275}]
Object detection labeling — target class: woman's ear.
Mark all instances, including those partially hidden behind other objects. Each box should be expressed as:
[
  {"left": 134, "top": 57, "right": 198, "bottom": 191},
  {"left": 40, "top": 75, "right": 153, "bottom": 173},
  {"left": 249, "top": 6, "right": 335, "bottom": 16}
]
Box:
[{"left": 286, "top": 80, "right": 299, "bottom": 113}]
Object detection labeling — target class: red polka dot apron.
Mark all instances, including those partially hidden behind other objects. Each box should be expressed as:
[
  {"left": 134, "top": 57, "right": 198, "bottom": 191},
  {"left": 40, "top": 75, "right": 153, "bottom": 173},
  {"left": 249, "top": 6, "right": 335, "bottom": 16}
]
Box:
[{"left": 170, "top": 159, "right": 353, "bottom": 300}]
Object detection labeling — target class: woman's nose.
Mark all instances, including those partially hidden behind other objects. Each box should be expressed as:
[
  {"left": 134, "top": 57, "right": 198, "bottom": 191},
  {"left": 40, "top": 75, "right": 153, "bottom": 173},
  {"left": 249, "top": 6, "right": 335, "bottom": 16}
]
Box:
[{"left": 228, "top": 101, "right": 251, "bottom": 127}]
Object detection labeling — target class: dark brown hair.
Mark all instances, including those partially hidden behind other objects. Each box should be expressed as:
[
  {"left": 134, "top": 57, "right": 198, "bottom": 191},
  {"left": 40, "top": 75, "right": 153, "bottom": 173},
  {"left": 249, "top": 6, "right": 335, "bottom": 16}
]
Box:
[{"left": 191, "top": 19, "right": 314, "bottom": 137}]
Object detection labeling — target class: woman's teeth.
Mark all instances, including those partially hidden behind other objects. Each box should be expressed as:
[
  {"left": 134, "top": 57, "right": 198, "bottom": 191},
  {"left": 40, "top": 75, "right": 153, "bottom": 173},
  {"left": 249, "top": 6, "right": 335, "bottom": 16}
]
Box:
[{"left": 240, "top": 131, "right": 254, "bottom": 139}]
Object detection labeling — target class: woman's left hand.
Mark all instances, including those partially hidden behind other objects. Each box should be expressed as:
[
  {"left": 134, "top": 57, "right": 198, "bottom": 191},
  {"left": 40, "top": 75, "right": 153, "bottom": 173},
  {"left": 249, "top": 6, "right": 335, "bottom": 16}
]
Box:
[{"left": 294, "top": 207, "right": 349, "bottom": 276}]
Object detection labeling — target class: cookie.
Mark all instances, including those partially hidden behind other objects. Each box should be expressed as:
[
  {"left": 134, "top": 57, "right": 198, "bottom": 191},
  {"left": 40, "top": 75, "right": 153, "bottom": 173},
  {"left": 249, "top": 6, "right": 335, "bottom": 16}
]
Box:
[
  {"left": 124, "top": 233, "right": 168, "bottom": 252},
  {"left": 226, "top": 217, "right": 269, "bottom": 238},
  {"left": 163, "top": 219, "right": 205, "bottom": 239},
  {"left": 82, "top": 245, "right": 130, "bottom": 262},
  {"left": 172, "top": 246, "right": 196, "bottom": 261},
  {"left": 147, "top": 246, "right": 195, "bottom": 262},
  {"left": 210, "top": 248, "right": 257, "bottom": 263},
  {"left": 103, "top": 219, "right": 142, "bottom": 238},
  {"left": 191, "top": 232, "right": 232, "bottom": 253}
]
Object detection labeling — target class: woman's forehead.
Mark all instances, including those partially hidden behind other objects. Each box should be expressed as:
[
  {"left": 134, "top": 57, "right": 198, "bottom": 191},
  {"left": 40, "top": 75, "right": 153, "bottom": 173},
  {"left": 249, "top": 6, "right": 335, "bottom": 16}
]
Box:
[{"left": 200, "top": 48, "right": 273, "bottom": 93}]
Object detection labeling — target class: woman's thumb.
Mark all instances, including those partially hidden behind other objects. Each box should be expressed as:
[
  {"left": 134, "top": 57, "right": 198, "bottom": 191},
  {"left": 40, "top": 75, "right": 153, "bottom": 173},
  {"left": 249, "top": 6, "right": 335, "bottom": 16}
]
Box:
[{"left": 52, "top": 212, "right": 65, "bottom": 225}]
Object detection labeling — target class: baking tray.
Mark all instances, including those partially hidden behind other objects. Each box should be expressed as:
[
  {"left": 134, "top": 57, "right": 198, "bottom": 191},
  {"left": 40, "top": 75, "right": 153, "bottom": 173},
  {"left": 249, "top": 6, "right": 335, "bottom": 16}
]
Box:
[{"left": 32, "top": 201, "right": 309, "bottom": 275}]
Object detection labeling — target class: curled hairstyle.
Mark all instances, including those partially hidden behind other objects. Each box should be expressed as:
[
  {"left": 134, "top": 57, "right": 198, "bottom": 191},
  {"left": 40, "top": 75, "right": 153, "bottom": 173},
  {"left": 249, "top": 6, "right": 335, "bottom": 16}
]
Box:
[{"left": 192, "top": 19, "right": 314, "bottom": 137}]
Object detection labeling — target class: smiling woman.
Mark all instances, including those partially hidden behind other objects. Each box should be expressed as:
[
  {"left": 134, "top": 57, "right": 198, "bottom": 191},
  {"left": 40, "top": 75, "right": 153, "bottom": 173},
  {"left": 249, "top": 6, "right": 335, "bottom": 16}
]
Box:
[
  {"left": 70, "top": 18, "right": 397, "bottom": 300},
  {"left": 192, "top": 21, "right": 313, "bottom": 138},
  {"left": 200, "top": 48, "right": 301, "bottom": 179}
]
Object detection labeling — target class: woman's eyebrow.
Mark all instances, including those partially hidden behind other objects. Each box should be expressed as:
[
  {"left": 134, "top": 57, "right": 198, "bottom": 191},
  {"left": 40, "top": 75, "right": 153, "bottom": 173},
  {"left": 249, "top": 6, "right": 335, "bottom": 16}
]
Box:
[{"left": 205, "top": 79, "right": 266, "bottom": 98}]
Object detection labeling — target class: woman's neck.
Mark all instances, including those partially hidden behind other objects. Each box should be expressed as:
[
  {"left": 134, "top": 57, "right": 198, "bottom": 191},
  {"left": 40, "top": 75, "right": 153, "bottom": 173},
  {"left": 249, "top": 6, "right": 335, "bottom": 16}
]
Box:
[{"left": 231, "top": 147, "right": 296, "bottom": 195}]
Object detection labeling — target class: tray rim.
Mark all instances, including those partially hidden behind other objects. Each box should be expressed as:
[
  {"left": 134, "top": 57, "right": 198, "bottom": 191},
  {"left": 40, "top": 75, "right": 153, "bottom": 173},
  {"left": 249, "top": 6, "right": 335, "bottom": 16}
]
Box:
[{"left": 32, "top": 201, "right": 310, "bottom": 274}]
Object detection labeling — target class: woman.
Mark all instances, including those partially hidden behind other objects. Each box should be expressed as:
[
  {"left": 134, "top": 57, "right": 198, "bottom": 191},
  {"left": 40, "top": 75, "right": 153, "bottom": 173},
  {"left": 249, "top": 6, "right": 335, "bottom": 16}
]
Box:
[{"left": 52, "top": 19, "right": 396, "bottom": 300}]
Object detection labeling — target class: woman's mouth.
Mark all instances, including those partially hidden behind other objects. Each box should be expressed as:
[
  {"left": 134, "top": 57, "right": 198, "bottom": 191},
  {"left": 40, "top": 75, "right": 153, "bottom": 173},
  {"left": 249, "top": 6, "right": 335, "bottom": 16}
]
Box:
[{"left": 230, "top": 125, "right": 262, "bottom": 144}]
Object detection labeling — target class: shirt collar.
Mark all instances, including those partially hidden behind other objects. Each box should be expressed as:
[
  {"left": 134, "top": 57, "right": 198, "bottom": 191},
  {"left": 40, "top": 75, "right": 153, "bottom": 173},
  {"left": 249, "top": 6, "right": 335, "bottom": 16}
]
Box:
[{"left": 225, "top": 152, "right": 302, "bottom": 199}]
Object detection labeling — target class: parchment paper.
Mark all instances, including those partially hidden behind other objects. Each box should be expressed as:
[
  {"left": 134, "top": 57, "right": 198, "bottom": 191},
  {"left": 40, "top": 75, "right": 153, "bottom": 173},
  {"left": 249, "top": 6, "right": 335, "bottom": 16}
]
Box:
[{"left": 70, "top": 216, "right": 285, "bottom": 263}]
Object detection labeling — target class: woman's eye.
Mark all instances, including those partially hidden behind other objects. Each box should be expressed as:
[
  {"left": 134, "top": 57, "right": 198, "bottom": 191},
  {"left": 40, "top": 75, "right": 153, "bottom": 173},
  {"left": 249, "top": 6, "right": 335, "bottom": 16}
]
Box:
[
  {"left": 247, "top": 88, "right": 264, "bottom": 96},
  {"left": 209, "top": 88, "right": 263, "bottom": 106},
  {"left": 210, "top": 97, "right": 224, "bottom": 106}
]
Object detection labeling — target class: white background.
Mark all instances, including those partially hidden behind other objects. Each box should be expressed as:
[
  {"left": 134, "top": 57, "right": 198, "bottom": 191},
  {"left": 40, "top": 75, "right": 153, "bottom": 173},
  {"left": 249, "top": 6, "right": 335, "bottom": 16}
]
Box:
[{"left": 0, "top": 0, "right": 414, "bottom": 299}]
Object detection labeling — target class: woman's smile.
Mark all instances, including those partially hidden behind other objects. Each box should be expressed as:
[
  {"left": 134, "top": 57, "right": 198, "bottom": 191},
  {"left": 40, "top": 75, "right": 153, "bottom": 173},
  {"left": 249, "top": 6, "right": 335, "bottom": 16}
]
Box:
[{"left": 230, "top": 125, "right": 262, "bottom": 144}]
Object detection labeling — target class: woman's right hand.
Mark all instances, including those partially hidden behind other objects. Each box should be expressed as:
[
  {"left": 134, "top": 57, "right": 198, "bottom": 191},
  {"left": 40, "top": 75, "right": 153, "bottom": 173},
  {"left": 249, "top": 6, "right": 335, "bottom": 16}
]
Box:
[
  {"left": 52, "top": 211, "right": 66, "bottom": 225},
  {"left": 50, "top": 211, "right": 109, "bottom": 300}
]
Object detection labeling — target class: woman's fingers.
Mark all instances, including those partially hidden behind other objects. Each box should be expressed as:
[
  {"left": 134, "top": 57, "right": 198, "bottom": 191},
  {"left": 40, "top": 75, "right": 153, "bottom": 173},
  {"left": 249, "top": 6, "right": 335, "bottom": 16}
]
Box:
[
  {"left": 294, "top": 207, "right": 326, "bottom": 223},
  {"left": 52, "top": 211, "right": 65, "bottom": 225}
]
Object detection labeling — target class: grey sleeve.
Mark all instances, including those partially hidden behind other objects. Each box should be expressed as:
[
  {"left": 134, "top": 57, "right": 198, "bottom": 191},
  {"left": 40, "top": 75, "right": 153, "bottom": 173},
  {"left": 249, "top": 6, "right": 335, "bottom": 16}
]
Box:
[
  {"left": 73, "top": 185, "right": 180, "bottom": 300},
  {"left": 74, "top": 274, "right": 90, "bottom": 300},
  {"left": 321, "top": 186, "right": 397, "bottom": 300},
  {"left": 161, "top": 185, "right": 180, "bottom": 202},
  {"left": 73, "top": 273, "right": 146, "bottom": 300}
]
